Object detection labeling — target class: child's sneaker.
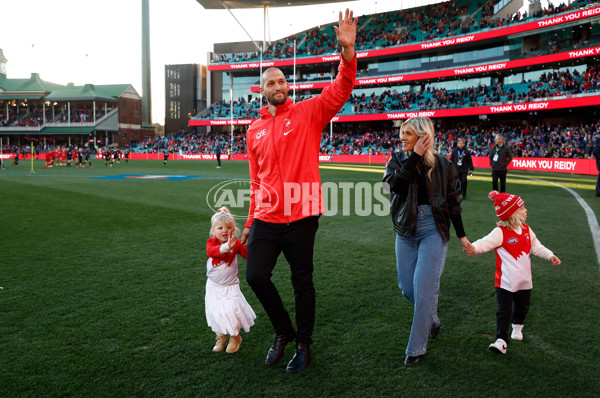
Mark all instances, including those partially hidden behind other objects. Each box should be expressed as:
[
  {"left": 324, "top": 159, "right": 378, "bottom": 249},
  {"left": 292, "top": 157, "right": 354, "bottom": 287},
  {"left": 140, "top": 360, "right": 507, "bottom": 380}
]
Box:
[
  {"left": 511, "top": 324, "right": 523, "bottom": 341},
  {"left": 489, "top": 338, "right": 507, "bottom": 354}
]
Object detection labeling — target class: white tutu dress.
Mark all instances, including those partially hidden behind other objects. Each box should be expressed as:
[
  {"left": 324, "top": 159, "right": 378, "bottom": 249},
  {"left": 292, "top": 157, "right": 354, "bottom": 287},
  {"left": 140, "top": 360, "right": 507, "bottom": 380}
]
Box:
[{"left": 205, "top": 238, "right": 256, "bottom": 336}]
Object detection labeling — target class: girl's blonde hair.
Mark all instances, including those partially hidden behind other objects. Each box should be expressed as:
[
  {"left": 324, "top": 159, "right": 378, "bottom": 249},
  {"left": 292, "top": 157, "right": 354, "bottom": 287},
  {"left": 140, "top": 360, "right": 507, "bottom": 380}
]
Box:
[
  {"left": 400, "top": 116, "right": 437, "bottom": 179},
  {"left": 210, "top": 207, "right": 240, "bottom": 237},
  {"left": 496, "top": 210, "right": 526, "bottom": 230}
]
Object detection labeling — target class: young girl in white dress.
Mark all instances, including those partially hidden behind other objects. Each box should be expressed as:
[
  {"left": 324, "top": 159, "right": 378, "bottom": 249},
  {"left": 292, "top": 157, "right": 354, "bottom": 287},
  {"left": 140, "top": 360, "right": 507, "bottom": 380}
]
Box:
[{"left": 205, "top": 207, "right": 256, "bottom": 353}]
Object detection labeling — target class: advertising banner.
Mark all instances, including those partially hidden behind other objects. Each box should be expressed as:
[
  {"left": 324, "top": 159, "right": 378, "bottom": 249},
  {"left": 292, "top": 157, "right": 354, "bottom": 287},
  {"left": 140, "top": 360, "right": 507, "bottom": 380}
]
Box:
[
  {"left": 472, "top": 156, "right": 596, "bottom": 175},
  {"left": 4, "top": 153, "right": 596, "bottom": 175},
  {"left": 189, "top": 95, "right": 600, "bottom": 126}
]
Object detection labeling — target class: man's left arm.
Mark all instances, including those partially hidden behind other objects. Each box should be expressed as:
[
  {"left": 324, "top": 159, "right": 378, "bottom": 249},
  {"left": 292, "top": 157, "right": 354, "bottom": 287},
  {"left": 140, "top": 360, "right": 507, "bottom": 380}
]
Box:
[{"left": 309, "top": 9, "right": 358, "bottom": 128}]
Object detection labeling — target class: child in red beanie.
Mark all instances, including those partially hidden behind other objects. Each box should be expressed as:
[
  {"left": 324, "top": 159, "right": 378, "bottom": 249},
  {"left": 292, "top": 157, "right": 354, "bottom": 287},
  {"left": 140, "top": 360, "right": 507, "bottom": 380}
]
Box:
[{"left": 466, "top": 191, "right": 561, "bottom": 354}]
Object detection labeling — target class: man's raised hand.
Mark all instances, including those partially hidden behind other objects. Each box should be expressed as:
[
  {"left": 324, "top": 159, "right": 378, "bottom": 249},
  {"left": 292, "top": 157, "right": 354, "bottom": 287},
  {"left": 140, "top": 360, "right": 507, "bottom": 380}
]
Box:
[{"left": 334, "top": 8, "right": 358, "bottom": 60}]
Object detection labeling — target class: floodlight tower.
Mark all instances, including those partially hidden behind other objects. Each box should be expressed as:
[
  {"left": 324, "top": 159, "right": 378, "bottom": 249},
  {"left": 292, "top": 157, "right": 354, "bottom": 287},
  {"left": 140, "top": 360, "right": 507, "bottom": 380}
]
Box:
[{"left": 142, "top": 0, "right": 152, "bottom": 124}]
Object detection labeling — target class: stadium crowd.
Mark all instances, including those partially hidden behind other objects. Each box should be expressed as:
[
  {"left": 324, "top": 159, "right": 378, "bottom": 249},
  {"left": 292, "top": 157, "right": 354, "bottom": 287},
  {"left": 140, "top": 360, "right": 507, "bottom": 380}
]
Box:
[
  {"left": 0, "top": 107, "right": 107, "bottom": 127},
  {"left": 348, "top": 64, "right": 600, "bottom": 113},
  {"left": 3, "top": 121, "right": 598, "bottom": 161},
  {"left": 212, "top": 0, "right": 594, "bottom": 63},
  {"left": 202, "top": 63, "right": 600, "bottom": 120},
  {"left": 128, "top": 130, "right": 247, "bottom": 155},
  {"left": 133, "top": 121, "right": 600, "bottom": 159},
  {"left": 319, "top": 121, "right": 600, "bottom": 159}
]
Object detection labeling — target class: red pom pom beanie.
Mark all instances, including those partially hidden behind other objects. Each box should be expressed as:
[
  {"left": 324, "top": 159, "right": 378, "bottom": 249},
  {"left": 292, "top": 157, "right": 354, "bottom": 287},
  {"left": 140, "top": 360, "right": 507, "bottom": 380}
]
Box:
[{"left": 489, "top": 190, "right": 524, "bottom": 220}]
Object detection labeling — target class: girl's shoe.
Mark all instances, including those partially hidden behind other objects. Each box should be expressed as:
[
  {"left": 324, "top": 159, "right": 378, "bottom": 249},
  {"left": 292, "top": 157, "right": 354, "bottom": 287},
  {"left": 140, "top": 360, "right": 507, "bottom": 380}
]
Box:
[
  {"left": 226, "top": 334, "right": 242, "bottom": 354},
  {"left": 213, "top": 334, "right": 227, "bottom": 352},
  {"left": 511, "top": 324, "right": 524, "bottom": 340},
  {"left": 489, "top": 338, "right": 507, "bottom": 354}
]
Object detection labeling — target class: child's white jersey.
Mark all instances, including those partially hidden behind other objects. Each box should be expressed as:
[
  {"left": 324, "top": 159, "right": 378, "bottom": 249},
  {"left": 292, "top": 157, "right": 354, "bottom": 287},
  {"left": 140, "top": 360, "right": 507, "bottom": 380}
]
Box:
[{"left": 471, "top": 224, "right": 554, "bottom": 292}]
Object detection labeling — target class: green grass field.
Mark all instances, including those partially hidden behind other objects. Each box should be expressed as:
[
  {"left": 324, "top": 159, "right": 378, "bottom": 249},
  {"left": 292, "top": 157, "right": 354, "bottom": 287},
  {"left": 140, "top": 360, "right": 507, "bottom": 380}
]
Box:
[{"left": 1, "top": 159, "right": 599, "bottom": 397}]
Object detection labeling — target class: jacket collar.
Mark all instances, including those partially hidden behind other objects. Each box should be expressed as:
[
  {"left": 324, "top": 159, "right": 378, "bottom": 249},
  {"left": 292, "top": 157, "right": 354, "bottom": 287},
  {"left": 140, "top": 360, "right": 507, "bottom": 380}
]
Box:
[{"left": 258, "top": 97, "right": 295, "bottom": 118}]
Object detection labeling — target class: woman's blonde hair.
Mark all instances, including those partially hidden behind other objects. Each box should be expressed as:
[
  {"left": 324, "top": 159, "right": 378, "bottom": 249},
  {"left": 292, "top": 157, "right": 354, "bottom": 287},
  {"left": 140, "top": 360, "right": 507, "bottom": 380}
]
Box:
[
  {"left": 496, "top": 210, "right": 526, "bottom": 230},
  {"left": 400, "top": 116, "right": 437, "bottom": 179},
  {"left": 210, "top": 207, "right": 240, "bottom": 237}
]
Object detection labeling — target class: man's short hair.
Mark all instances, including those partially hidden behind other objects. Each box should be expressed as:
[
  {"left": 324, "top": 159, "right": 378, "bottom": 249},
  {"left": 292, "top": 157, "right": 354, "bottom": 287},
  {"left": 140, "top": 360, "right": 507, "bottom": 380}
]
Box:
[{"left": 260, "top": 67, "right": 285, "bottom": 89}]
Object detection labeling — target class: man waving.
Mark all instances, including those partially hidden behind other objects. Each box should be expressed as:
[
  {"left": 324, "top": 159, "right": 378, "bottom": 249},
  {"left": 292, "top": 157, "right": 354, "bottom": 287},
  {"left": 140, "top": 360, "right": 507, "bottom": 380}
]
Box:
[{"left": 241, "top": 9, "right": 358, "bottom": 373}]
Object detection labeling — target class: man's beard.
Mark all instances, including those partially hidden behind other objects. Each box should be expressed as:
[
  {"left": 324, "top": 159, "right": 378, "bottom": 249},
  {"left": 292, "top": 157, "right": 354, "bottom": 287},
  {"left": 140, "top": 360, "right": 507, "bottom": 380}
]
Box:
[{"left": 267, "top": 91, "right": 288, "bottom": 106}]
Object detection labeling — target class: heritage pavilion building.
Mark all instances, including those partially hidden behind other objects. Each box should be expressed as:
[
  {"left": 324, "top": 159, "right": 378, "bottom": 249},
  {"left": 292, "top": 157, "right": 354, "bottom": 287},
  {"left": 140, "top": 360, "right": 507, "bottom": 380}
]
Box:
[{"left": 0, "top": 48, "right": 155, "bottom": 149}]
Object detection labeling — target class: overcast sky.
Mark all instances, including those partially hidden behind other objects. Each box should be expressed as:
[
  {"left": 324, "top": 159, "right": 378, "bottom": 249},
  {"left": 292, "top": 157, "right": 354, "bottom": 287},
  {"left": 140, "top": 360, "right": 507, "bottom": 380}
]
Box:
[{"left": 0, "top": 0, "right": 449, "bottom": 125}]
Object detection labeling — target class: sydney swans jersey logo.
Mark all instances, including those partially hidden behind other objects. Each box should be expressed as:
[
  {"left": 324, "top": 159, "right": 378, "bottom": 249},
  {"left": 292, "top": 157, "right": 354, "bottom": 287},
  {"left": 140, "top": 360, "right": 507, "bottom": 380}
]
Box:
[
  {"left": 283, "top": 119, "right": 294, "bottom": 135},
  {"left": 256, "top": 129, "right": 267, "bottom": 140},
  {"left": 507, "top": 237, "right": 519, "bottom": 244}
]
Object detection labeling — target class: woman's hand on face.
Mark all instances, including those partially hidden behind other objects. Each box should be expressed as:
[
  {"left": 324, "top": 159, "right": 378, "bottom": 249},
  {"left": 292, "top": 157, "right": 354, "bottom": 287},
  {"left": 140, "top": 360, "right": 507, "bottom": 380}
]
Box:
[{"left": 414, "top": 134, "right": 432, "bottom": 156}]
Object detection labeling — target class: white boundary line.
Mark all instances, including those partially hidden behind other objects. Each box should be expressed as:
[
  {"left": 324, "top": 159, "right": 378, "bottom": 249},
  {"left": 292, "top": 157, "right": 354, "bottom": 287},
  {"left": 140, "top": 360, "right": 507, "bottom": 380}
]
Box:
[{"left": 524, "top": 176, "right": 600, "bottom": 266}]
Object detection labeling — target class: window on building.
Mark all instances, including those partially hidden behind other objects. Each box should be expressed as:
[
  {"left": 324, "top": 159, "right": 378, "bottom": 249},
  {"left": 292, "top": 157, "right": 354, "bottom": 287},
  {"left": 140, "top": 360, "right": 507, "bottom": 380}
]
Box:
[
  {"left": 169, "top": 83, "right": 181, "bottom": 98},
  {"left": 169, "top": 101, "right": 181, "bottom": 119}
]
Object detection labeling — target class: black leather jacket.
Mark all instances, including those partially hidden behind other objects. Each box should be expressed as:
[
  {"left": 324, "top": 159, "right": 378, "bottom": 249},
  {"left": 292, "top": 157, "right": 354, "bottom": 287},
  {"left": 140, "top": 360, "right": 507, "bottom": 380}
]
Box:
[{"left": 383, "top": 151, "right": 463, "bottom": 243}]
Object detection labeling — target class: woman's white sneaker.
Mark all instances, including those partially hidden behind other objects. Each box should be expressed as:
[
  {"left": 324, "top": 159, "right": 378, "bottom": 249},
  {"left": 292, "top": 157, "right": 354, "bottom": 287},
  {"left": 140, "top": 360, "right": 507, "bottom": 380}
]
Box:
[{"left": 489, "top": 338, "right": 507, "bottom": 354}]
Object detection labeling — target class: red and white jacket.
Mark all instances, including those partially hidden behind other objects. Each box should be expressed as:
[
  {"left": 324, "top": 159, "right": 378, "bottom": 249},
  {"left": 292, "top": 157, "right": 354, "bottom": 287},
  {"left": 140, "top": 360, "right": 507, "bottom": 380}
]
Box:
[
  {"left": 245, "top": 55, "right": 357, "bottom": 228},
  {"left": 206, "top": 237, "right": 248, "bottom": 286},
  {"left": 471, "top": 224, "right": 554, "bottom": 292}
]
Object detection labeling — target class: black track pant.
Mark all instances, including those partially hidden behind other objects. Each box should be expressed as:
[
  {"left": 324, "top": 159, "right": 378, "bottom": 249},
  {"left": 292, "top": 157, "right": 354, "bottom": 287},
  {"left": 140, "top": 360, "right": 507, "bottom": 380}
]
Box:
[
  {"left": 495, "top": 287, "right": 531, "bottom": 343},
  {"left": 246, "top": 216, "right": 319, "bottom": 345}
]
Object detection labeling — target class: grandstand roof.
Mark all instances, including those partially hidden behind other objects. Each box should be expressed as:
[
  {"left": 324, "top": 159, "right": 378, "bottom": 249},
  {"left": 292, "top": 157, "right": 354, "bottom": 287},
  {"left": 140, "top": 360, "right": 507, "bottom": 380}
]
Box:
[
  {"left": 196, "top": 0, "right": 348, "bottom": 9},
  {"left": 0, "top": 73, "right": 64, "bottom": 92},
  {"left": 0, "top": 94, "right": 44, "bottom": 100},
  {"left": 96, "top": 84, "right": 137, "bottom": 98},
  {"left": 45, "top": 84, "right": 118, "bottom": 102},
  {"left": 41, "top": 126, "right": 96, "bottom": 134},
  {"left": 0, "top": 78, "right": 134, "bottom": 102}
]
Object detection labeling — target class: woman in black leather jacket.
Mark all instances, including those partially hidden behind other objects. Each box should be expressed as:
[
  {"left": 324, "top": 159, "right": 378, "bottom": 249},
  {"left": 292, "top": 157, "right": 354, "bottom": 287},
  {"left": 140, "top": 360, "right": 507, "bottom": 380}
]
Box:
[{"left": 382, "top": 117, "right": 471, "bottom": 366}]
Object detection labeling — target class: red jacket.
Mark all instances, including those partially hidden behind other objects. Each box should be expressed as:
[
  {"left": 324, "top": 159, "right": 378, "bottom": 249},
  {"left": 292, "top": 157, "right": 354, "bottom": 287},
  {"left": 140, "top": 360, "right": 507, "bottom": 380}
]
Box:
[
  {"left": 245, "top": 55, "right": 357, "bottom": 227},
  {"left": 206, "top": 237, "right": 248, "bottom": 266}
]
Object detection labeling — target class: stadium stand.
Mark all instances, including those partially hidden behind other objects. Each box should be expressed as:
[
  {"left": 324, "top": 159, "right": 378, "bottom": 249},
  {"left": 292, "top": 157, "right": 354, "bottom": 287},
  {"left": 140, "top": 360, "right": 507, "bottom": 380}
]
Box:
[
  {"left": 0, "top": 67, "right": 154, "bottom": 148},
  {"left": 187, "top": 0, "right": 600, "bottom": 169},
  {"left": 209, "top": 0, "right": 597, "bottom": 63},
  {"left": 192, "top": 63, "right": 600, "bottom": 119}
]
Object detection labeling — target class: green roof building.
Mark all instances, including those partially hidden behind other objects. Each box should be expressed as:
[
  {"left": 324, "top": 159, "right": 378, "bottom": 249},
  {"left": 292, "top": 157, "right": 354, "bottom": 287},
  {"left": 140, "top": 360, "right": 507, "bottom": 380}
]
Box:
[{"left": 0, "top": 49, "right": 155, "bottom": 148}]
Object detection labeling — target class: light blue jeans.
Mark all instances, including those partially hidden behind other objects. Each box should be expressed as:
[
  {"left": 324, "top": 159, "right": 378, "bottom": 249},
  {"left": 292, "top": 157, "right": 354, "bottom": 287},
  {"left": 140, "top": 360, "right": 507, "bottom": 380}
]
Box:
[{"left": 395, "top": 205, "right": 448, "bottom": 357}]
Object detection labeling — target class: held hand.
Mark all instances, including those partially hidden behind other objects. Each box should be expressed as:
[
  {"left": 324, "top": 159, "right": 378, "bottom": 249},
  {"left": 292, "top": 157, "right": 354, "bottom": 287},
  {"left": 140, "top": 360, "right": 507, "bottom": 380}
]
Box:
[
  {"left": 459, "top": 236, "right": 470, "bottom": 250},
  {"left": 459, "top": 237, "right": 475, "bottom": 255},
  {"left": 241, "top": 227, "right": 250, "bottom": 245},
  {"left": 413, "top": 134, "right": 433, "bottom": 156},
  {"left": 550, "top": 255, "right": 561, "bottom": 265},
  {"left": 467, "top": 245, "right": 475, "bottom": 255},
  {"left": 334, "top": 8, "right": 358, "bottom": 60}
]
